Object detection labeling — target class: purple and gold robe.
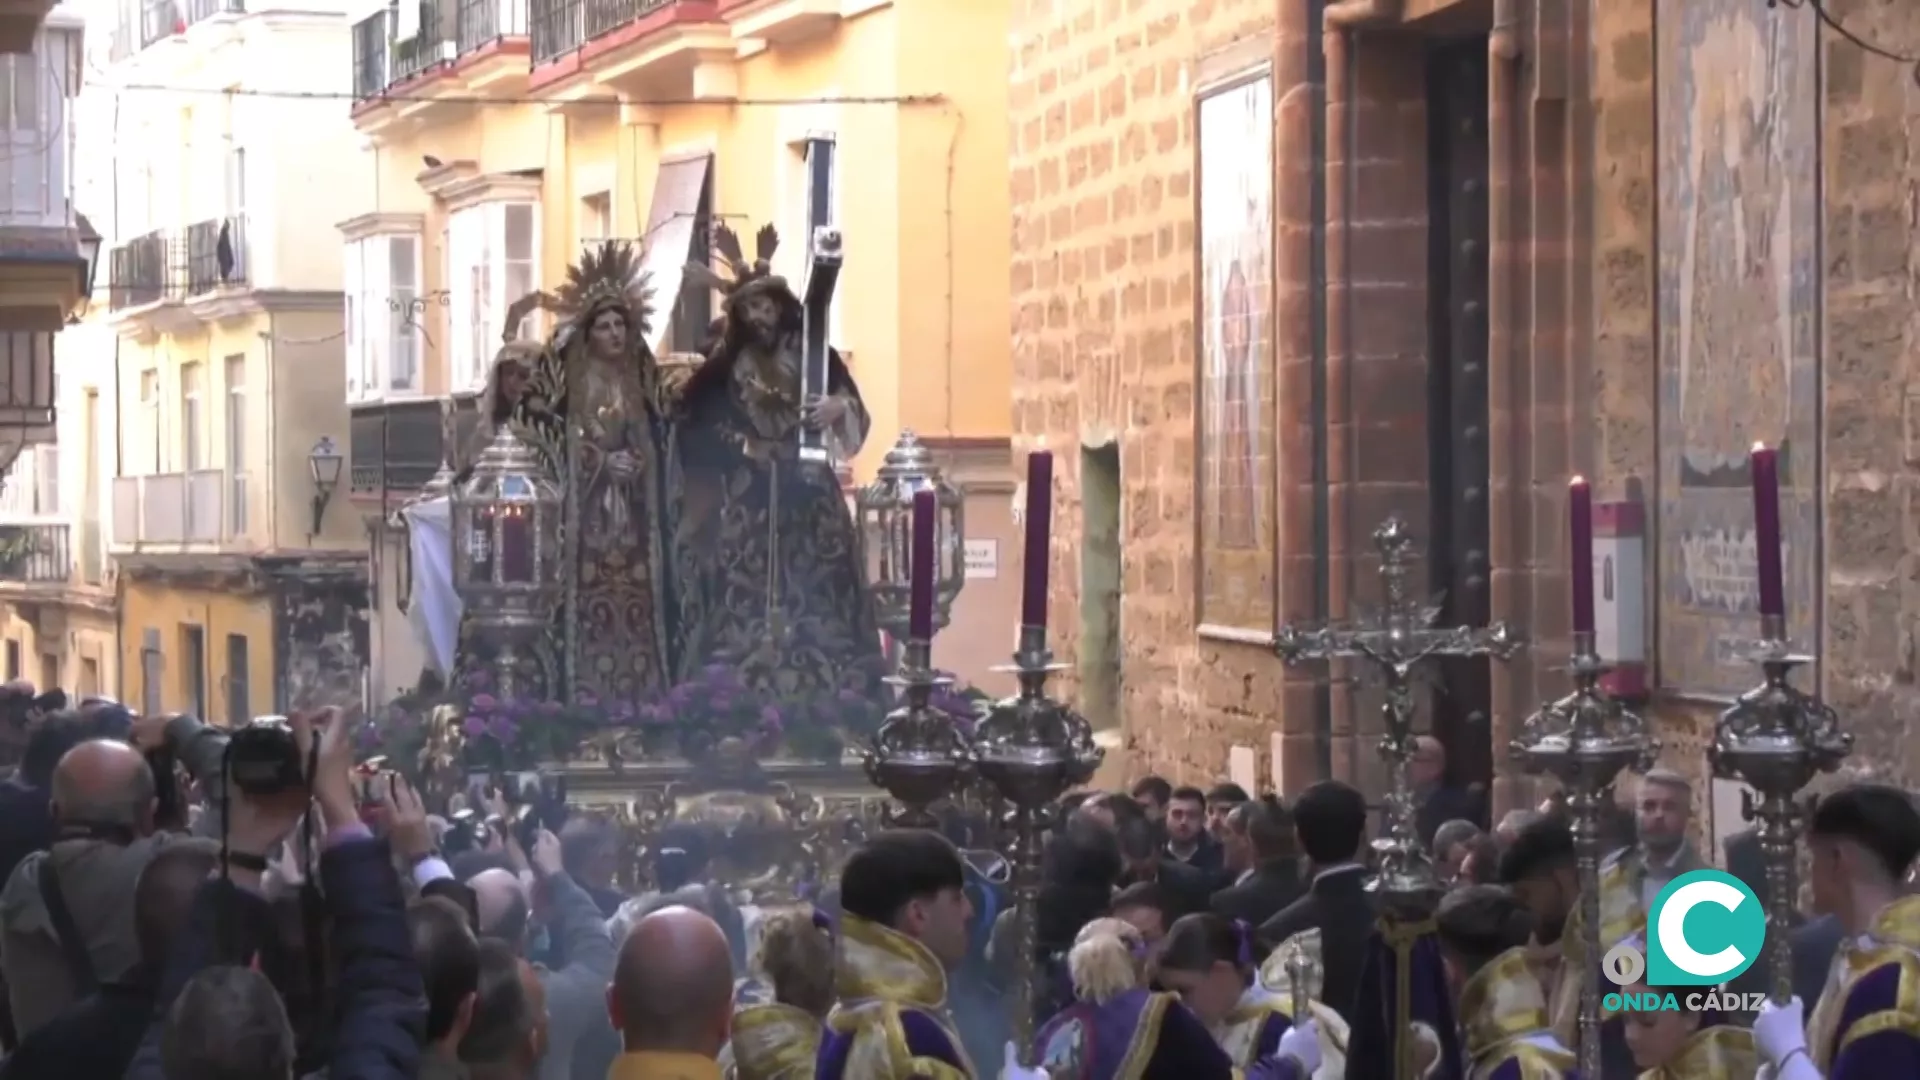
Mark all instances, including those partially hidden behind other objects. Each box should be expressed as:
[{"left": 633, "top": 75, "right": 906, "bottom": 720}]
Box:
[
  {"left": 1634, "top": 1024, "right": 1755, "bottom": 1080},
  {"left": 1459, "top": 947, "right": 1579, "bottom": 1080},
  {"left": 1034, "top": 986, "right": 1235, "bottom": 1079},
  {"left": 1212, "top": 982, "right": 1291, "bottom": 1068},
  {"left": 731, "top": 1002, "right": 824, "bottom": 1080},
  {"left": 1805, "top": 894, "right": 1920, "bottom": 1079},
  {"left": 816, "top": 914, "right": 974, "bottom": 1080}
]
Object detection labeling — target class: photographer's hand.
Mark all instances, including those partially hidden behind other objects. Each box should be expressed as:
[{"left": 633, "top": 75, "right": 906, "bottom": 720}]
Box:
[
  {"left": 384, "top": 776, "right": 434, "bottom": 862},
  {"left": 531, "top": 829, "right": 564, "bottom": 880},
  {"left": 503, "top": 829, "right": 531, "bottom": 876},
  {"left": 308, "top": 706, "right": 361, "bottom": 834},
  {"left": 226, "top": 712, "right": 318, "bottom": 870}
]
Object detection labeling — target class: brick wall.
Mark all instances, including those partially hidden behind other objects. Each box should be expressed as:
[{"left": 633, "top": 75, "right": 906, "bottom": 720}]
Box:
[
  {"left": 1009, "top": 0, "right": 1285, "bottom": 784},
  {"left": 1817, "top": 0, "right": 1920, "bottom": 789}
]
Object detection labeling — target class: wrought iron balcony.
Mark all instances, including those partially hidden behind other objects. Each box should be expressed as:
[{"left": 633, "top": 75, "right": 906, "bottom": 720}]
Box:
[
  {"left": 110, "top": 471, "right": 226, "bottom": 546},
  {"left": 456, "top": 0, "right": 528, "bottom": 55},
  {"left": 107, "top": 230, "right": 176, "bottom": 311},
  {"left": 529, "top": 0, "right": 680, "bottom": 65},
  {"left": 111, "top": 0, "right": 244, "bottom": 62},
  {"left": 349, "top": 398, "right": 454, "bottom": 498},
  {"left": 185, "top": 215, "right": 248, "bottom": 296},
  {"left": 351, "top": 8, "right": 392, "bottom": 100},
  {"left": 353, "top": 0, "right": 462, "bottom": 100},
  {"left": 0, "top": 524, "right": 69, "bottom": 586}
]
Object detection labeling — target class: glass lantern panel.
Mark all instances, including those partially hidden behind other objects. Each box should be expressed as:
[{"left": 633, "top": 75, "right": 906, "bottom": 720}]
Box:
[
  {"left": 498, "top": 505, "right": 534, "bottom": 584},
  {"left": 937, "top": 503, "right": 964, "bottom": 581},
  {"left": 500, "top": 475, "right": 534, "bottom": 498},
  {"left": 464, "top": 506, "right": 497, "bottom": 584}
]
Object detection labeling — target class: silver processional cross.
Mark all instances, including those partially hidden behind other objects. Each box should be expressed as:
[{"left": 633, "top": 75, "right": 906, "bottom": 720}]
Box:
[{"left": 1274, "top": 515, "right": 1525, "bottom": 900}]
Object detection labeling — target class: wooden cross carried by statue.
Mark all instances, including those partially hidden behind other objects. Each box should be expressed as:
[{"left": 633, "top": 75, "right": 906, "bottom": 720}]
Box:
[{"left": 799, "top": 225, "right": 843, "bottom": 463}]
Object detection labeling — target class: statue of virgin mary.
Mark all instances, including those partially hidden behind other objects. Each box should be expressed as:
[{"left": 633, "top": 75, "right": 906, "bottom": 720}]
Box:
[{"left": 511, "top": 241, "right": 678, "bottom": 704}]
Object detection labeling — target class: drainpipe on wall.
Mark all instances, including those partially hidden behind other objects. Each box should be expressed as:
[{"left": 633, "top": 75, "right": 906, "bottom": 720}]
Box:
[
  {"left": 1487, "top": 0, "right": 1519, "bottom": 814},
  {"left": 1307, "top": 0, "right": 1333, "bottom": 781}
]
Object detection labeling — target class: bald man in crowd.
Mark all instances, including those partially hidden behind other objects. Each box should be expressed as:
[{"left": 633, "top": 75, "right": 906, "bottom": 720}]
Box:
[
  {"left": 1412, "top": 734, "right": 1484, "bottom": 846},
  {"left": 0, "top": 732, "right": 226, "bottom": 1037},
  {"left": 605, "top": 905, "right": 735, "bottom": 1080}
]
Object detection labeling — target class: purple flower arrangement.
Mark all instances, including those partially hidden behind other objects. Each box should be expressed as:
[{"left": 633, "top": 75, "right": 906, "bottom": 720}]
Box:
[{"left": 366, "top": 660, "right": 999, "bottom": 770}]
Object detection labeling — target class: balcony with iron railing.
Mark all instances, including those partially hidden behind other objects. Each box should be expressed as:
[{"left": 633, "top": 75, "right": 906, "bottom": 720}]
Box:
[
  {"left": 107, "top": 230, "right": 175, "bottom": 311},
  {"left": 351, "top": 7, "right": 391, "bottom": 99},
  {"left": 109, "top": 0, "right": 244, "bottom": 63},
  {"left": 455, "top": 0, "right": 527, "bottom": 55},
  {"left": 0, "top": 524, "right": 70, "bottom": 586},
  {"left": 185, "top": 214, "right": 248, "bottom": 296},
  {"left": 110, "top": 471, "right": 227, "bottom": 547}
]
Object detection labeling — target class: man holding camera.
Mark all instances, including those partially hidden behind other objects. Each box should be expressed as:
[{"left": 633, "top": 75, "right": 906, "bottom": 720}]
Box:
[
  {"left": 0, "top": 710, "right": 231, "bottom": 1038},
  {"left": 124, "top": 705, "right": 423, "bottom": 1080}
]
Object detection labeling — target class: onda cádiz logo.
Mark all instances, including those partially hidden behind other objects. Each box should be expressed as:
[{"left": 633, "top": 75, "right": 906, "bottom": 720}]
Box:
[{"left": 1599, "top": 870, "right": 1771, "bottom": 1015}]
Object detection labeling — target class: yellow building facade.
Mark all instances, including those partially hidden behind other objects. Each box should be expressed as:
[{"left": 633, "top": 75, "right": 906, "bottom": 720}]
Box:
[
  {"left": 346, "top": 0, "right": 1019, "bottom": 698},
  {"left": 94, "top": 4, "right": 371, "bottom": 718}
]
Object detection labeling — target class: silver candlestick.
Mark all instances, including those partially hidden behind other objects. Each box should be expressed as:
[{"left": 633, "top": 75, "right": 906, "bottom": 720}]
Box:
[
  {"left": 863, "top": 637, "right": 971, "bottom": 829},
  {"left": 1275, "top": 515, "right": 1524, "bottom": 907},
  {"left": 1709, "top": 614, "right": 1851, "bottom": 1004},
  {"left": 973, "top": 623, "right": 1102, "bottom": 1067},
  {"left": 1511, "top": 631, "right": 1657, "bottom": 1077}
]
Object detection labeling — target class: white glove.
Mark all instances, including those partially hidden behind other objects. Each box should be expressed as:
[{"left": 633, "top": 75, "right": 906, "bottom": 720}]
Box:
[
  {"left": 1754, "top": 996, "right": 1811, "bottom": 1066},
  {"left": 1277, "top": 1018, "right": 1323, "bottom": 1074},
  {"left": 1001, "top": 1040, "right": 1048, "bottom": 1080}
]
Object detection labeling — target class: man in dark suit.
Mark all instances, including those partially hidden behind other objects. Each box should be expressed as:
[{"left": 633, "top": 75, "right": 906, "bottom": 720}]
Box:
[
  {"left": 1258, "top": 780, "right": 1373, "bottom": 1023},
  {"left": 1115, "top": 814, "right": 1213, "bottom": 918},
  {"left": 1164, "top": 785, "right": 1224, "bottom": 877},
  {"left": 1210, "top": 797, "right": 1304, "bottom": 928},
  {"left": 1412, "top": 735, "right": 1485, "bottom": 847}
]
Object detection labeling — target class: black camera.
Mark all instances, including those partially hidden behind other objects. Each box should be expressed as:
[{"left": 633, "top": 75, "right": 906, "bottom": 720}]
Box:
[
  {"left": 226, "top": 715, "right": 309, "bottom": 796},
  {"left": 443, "top": 807, "right": 482, "bottom": 856}
]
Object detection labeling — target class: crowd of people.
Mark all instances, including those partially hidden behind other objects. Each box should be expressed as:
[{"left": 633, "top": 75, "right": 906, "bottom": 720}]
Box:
[{"left": 0, "top": 690, "right": 1911, "bottom": 1079}]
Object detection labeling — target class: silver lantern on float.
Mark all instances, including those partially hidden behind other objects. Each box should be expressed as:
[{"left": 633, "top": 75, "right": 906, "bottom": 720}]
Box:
[
  {"left": 449, "top": 426, "right": 561, "bottom": 699},
  {"left": 855, "top": 430, "right": 965, "bottom": 651}
]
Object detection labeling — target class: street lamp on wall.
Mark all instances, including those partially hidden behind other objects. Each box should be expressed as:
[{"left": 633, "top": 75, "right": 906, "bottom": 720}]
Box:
[{"left": 308, "top": 435, "right": 344, "bottom": 539}]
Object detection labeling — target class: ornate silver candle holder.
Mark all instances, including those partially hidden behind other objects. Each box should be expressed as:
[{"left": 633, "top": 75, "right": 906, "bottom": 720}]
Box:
[
  {"left": 1275, "top": 516, "right": 1524, "bottom": 910},
  {"left": 973, "top": 623, "right": 1103, "bottom": 1065},
  {"left": 1511, "top": 631, "right": 1657, "bottom": 1076},
  {"left": 863, "top": 637, "right": 972, "bottom": 829},
  {"left": 1709, "top": 614, "right": 1851, "bottom": 1003}
]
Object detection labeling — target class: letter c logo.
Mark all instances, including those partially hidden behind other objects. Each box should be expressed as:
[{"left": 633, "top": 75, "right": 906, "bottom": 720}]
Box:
[{"left": 1657, "top": 879, "right": 1748, "bottom": 978}]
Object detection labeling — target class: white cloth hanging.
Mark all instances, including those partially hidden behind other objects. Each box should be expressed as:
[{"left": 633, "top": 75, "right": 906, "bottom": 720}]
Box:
[{"left": 405, "top": 496, "right": 461, "bottom": 678}]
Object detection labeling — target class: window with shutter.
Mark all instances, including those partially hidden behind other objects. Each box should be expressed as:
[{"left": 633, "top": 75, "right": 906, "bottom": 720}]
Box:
[
  {"left": 343, "top": 239, "right": 365, "bottom": 401},
  {"left": 500, "top": 202, "right": 538, "bottom": 342},
  {"left": 448, "top": 207, "right": 484, "bottom": 392},
  {"left": 388, "top": 236, "right": 421, "bottom": 393},
  {"left": 0, "top": 49, "right": 48, "bottom": 226}
]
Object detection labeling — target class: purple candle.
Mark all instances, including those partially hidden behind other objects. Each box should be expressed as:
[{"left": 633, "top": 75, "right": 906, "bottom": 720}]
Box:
[
  {"left": 1022, "top": 451, "right": 1053, "bottom": 628},
  {"left": 909, "top": 488, "right": 936, "bottom": 640},
  {"left": 1569, "top": 476, "right": 1594, "bottom": 634},
  {"left": 499, "top": 508, "right": 532, "bottom": 584},
  {"left": 1750, "top": 443, "right": 1785, "bottom": 617}
]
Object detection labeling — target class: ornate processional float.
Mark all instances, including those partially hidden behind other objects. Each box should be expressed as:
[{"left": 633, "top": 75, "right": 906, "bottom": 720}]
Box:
[{"left": 376, "top": 227, "right": 1006, "bottom": 902}]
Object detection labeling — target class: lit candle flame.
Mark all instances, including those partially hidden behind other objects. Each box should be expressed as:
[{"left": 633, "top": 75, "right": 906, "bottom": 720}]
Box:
[
  {"left": 1752, "top": 441, "right": 1768, "bottom": 453},
  {"left": 1569, "top": 475, "right": 1587, "bottom": 487}
]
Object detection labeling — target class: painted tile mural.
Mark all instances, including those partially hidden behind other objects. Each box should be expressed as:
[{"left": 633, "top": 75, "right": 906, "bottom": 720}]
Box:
[
  {"left": 1194, "top": 70, "right": 1276, "bottom": 639},
  {"left": 1656, "top": 0, "right": 1821, "bottom": 698}
]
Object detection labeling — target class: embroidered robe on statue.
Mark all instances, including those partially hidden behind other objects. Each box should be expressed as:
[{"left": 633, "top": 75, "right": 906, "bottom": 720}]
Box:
[
  {"left": 816, "top": 915, "right": 973, "bottom": 1080},
  {"left": 1460, "top": 947, "right": 1580, "bottom": 1080},
  {"left": 671, "top": 343, "right": 884, "bottom": 697},
  {"left": 1803, "top": 894, "right": 1920, "bottom": 1078}
]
